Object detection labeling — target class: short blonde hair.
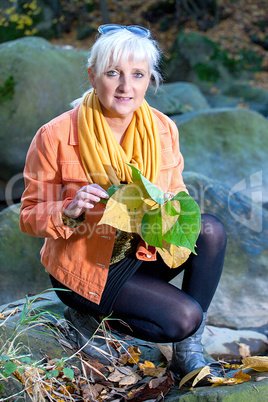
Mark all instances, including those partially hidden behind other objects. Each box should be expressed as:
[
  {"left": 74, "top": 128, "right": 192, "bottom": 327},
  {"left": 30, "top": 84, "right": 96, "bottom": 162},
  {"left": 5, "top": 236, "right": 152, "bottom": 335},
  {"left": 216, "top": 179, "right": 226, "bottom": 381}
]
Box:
[{"left": 87, "top": 29, "right": 163, "bottom": 88}]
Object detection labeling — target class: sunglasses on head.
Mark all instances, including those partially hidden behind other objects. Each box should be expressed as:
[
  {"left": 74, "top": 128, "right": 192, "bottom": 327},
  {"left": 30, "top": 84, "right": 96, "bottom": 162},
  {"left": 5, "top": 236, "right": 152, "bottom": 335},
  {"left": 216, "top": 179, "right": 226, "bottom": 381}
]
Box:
[{"left": 98, "top": 24, "right": 151, "bottom": 38}]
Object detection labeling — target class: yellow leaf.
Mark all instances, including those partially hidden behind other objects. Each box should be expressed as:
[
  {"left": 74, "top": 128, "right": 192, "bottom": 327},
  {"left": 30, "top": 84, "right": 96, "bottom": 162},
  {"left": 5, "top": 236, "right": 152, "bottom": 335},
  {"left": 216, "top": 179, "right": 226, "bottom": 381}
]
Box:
[
  {"left": 156, "top": 344, "right": 173, "bottom": 362},
  {"left": 139, "top": 360, "right": 165, "bottom": 376},
  {"left": 98, "top": 182, "right": 155, "bottom": 235},
  {"left": 179, "top": 367, "right": 205, "bottom": 388},
  {"left": 192, "top": 366, "right": 211, "bottom": 387},
  {"left": 242, "top": 356, "right": 268, "bottom": 372},
  {"left": 157, "top": 241, "right": 191, "bottom": 268},
  {"left": 236, "top": 341, "right": 251, "bottom": 358},
  {"left": 208, "top": 371, "right": 251, "bottom": 387},
  {"left": 119, "top": 346, "right": 141, "bottom": 364}
]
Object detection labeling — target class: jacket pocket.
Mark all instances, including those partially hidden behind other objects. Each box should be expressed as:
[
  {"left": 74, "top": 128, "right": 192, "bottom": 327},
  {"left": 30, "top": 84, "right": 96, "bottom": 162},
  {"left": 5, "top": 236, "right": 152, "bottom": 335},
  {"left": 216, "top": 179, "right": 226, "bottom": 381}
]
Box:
[
  {"left": 60, "top": 161, "right": 88, "bottom": 199},
  {"left": 61, "top": 161, "right": 88, "bottom": 182}
]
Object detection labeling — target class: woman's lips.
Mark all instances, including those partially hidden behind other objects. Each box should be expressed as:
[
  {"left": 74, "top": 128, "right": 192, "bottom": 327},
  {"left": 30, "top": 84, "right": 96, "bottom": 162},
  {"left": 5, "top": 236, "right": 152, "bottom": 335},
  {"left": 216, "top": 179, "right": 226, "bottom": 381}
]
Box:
[{"left": 115, "top": 96, "right": 132, "bottom": 102}]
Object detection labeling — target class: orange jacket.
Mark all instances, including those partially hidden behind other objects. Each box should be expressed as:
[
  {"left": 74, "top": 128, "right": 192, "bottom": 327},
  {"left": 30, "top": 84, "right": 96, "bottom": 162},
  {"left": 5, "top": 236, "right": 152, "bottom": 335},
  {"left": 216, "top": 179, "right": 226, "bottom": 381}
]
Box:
[{"left": 20, "top": 106, "right": 186, "bottom": 304}]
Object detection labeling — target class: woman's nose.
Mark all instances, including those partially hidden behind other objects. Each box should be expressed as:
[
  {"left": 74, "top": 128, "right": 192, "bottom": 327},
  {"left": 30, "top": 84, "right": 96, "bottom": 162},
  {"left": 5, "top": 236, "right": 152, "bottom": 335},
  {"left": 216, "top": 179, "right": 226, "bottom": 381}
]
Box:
[{"left": 118, "top": 75, "right": 131, "bottom": 92}]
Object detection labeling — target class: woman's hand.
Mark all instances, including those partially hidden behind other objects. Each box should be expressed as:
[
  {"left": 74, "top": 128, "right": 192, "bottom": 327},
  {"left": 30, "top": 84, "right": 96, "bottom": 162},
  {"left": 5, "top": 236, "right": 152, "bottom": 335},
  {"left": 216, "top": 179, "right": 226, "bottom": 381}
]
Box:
[{"left": 64, "top": 184, "right": 109, "bottom": 219}]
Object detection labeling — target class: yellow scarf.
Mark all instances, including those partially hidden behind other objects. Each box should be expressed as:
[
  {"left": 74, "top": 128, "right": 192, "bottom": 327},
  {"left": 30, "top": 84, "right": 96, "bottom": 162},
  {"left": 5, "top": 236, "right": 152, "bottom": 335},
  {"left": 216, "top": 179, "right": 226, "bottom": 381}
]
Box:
[{"left": 78, "top": 90, "right": 161, "bottom": 190}]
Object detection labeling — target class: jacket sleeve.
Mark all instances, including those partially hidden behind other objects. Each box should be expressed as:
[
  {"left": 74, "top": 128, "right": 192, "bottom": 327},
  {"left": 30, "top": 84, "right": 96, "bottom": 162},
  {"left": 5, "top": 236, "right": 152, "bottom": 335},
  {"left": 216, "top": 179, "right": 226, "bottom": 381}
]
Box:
[
  {"left": 20, "top": 125, "right": 76, "bottom": 239},
  {"left": 167, "top": 119, "right": 188, "bottom": 195}
]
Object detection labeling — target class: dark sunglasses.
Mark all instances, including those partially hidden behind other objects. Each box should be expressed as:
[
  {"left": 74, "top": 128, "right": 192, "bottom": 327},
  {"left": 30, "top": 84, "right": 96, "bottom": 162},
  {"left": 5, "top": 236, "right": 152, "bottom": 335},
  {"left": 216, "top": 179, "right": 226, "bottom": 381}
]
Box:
[{"left": 98, "top": 24, "right": 151, "bottom": 38}]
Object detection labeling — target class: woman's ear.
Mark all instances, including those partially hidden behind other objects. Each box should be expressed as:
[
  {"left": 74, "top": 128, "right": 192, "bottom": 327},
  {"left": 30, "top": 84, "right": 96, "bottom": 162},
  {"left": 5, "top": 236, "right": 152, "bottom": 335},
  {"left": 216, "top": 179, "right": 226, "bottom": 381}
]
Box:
[{"left": 88, "top": 67, "right": 96, "bottom": 88}]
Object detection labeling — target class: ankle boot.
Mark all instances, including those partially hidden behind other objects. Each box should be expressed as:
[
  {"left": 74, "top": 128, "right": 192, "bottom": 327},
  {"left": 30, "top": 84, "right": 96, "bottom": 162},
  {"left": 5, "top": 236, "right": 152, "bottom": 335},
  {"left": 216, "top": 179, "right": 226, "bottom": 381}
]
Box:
[
  {"left": 170, "top": 312, "right": 220, "bottom": 383},
  {"left": 64, "top": 307, "right": 117, "bottom": 365}
]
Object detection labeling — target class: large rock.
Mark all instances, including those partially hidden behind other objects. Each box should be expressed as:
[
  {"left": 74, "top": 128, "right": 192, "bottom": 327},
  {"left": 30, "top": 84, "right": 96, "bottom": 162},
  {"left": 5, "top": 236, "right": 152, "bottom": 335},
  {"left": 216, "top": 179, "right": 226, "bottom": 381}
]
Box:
[
  {"left": 0, "top": 204, "right": 50, "bottom": 305},
  {"left": 172, "top": 107, "right": 268, "bottom": 203},
  {"left": 203, "top": 326, "right": 267, "bottom": 362},
  {"left": 176, "top": 173, "right": 268, "bottom": 329},
  {"left": 146, "top": 82, "right": 209, "bottom": 115},
  {"left": 0, "top": 36, "right": 88, "bottom": 197},
  {"left": 204, "top": 82, "right": 268, "bottom": 117},
  {"left": 164, "top": 32, "right": 259, "bottom": 90}
]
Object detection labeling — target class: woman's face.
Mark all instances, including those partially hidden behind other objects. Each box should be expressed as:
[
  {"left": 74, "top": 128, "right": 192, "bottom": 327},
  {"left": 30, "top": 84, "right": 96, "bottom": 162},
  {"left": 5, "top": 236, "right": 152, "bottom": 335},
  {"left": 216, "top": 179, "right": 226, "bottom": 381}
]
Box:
[{"left": 88, "top": 57, "right": 151, "bottom": 121}]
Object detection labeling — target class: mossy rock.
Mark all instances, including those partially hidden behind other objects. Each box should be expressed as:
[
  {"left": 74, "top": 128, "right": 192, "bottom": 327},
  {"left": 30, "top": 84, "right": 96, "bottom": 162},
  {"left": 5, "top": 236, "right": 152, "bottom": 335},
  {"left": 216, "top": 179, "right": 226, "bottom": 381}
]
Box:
[
  {"left": 0, "top": 203, "right": 50, "bottom": 305},
  {"left": 172, "top": 107, "right": 268, "bottom": 203},
  {"left": 0, "top": 36, "right": 88, "bottom": 184},
  {"left": 164, "top": 32, "right": 262, "bottom": 90}
]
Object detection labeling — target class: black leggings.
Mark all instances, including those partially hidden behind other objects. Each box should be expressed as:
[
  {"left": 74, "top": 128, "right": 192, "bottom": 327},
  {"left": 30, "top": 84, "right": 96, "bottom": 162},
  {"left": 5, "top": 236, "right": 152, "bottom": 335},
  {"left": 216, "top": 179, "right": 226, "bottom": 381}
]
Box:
[{"left": 53, "top": 214, "right": 226, "bottom": 343}]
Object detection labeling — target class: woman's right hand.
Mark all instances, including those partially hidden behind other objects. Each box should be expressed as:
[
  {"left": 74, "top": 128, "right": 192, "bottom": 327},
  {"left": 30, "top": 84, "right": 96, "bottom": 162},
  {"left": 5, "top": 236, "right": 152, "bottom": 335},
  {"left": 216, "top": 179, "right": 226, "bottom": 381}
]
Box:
[{"left": 64, "top": 184, "right": 109, "bottom": 219}]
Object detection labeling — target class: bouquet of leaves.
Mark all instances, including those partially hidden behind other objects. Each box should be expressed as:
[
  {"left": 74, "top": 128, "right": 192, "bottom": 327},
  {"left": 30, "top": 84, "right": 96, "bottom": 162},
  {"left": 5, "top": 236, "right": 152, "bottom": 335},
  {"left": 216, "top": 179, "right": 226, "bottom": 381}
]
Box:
[{"left": 98, "top": 165, "right": 201, "bottom": 268}]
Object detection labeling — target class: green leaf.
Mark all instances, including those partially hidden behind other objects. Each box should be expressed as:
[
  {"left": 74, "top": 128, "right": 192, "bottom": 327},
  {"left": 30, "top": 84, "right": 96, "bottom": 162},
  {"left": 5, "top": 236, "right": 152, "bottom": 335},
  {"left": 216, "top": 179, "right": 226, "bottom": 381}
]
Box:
[
  {"left": 99, "top": 184, "right": 124, "bottom": 204},
  {"left": 126, "top": 163, "right": 165, "bottom": 204},
  {"left": 165, "top": 199, "right": 180, "bottom": 216},
  {"left": 163, "top": 192, "right": 201, "bottom": 254},
  {"left": 46, "top": 369, "right": 60, "bottom": 379},
  {"left": 63, "top": 367, "right": 75, "bottom": 380},
  {"left": 4, "top": 361, "right": 17, "bottom": 375},
  {"left": 141, "top": 206, "right": 163, "bottom": 248},
  {"left": 126, "top": 163, "right": 142, "bottom": 182}
]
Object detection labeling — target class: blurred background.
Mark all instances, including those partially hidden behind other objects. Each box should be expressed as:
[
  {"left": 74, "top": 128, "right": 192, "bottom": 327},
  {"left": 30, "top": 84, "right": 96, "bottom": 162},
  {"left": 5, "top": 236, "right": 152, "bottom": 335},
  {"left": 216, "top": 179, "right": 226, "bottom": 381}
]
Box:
[{"left": 0, "top": 0, "right": 267, "bottom": 88}]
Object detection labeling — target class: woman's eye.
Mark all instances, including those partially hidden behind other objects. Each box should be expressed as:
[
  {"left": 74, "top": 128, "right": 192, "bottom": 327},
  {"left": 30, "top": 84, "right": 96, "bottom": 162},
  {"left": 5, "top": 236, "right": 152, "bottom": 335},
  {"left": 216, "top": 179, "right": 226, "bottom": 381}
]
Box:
[
  {"left": 134, "top": 72, "right": 144, "bottom": 78},
  {"left": 106, "top": 70, "right": 118, "bottom": 76}
]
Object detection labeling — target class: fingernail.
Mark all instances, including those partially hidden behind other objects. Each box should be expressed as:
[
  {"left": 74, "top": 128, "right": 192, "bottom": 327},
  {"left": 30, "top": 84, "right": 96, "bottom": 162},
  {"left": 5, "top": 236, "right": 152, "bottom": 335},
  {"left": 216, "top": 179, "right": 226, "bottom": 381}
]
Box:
[{"left": 101, "top": 193, "right": 109, "bottom": 198}]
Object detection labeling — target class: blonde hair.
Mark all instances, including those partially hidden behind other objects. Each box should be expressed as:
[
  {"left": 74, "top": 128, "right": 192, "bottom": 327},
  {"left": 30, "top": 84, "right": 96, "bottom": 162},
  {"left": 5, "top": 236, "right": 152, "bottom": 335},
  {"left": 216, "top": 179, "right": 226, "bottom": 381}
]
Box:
[{"left": 88, "top": 29, "right": 162, "bottom": 88}]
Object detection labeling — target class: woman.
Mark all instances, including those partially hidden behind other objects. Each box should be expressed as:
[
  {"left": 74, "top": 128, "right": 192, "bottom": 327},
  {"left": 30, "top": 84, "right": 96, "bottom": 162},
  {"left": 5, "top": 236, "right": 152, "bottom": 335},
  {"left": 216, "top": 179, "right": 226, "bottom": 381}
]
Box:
[{"left": 20, "top": 24, "right": 226, "bottom": 381}]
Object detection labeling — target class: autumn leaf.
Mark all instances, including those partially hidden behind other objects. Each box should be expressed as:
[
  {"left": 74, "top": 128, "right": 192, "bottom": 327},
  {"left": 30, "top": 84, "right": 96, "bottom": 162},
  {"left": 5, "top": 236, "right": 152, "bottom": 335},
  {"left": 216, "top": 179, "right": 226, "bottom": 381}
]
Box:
[
  {"left": 119, "top": 346, "right": 141, "bottom": 365},
  {"left": 208, "top": 370, "right": 251, "bottom": 387},
  {"left": 192, "top": 366, "right": 212, "bottom": 387},
  {"left": 98, "top": 165, "right": 201, "bottom": 267},
  {"left": 157, "top": 241, "right": 191, "bottom": 269},
  {"left": 138, "top": 360, "right": 166, "bottom": 377},
  {"left": 156, "top": 344, "right": 173, "bottom": 362},
  {"left": 179, "top": 367, "right": 207, "bottom": 388},
  {"left": 236, "top": 341, "right": 251, "bottom": 358},
  {"left": 242, "top": 356, "right": 268, "bottom": 372}
]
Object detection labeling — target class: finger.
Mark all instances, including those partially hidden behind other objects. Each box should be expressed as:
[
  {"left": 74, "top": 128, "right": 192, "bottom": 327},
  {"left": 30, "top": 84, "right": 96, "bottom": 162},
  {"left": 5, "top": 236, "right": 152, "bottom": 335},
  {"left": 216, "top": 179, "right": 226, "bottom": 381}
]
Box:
[
  {"left": 81, "top": 184, "right": 109, "bottom": 199},
  {"left": 77, "top": 191, "right": 102, "bottom": 204}
]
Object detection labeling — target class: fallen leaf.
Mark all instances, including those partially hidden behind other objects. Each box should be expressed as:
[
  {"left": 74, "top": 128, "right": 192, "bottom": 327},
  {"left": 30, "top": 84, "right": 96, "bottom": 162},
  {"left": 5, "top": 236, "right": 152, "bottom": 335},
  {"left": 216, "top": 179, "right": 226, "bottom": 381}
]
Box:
[
  {"left": 126, "top": 371, "right": 174, "bottom": 401},
  {"left": 119, "top": 346, "right": 141, "bottom": 365},
  {"left": 156, "top": 344, "right": 173, "bottom": 362},
  {"left": 192, "top": 366, "right": 211, "bottom": 387},
  {"left": 236, "top": 341, "right": 251, "bottom": 358},
  {"left": 242, "top": 356, "right": 268, "bottom": 372},
  {"left": 208, "top": 370, "right": 251, "bottom": 387},
  {"left": 179, "top": 367, "right": 205, "bottom": 388},
  {"left": 138, "top": 361, "right": 166, "bottom": 377}
]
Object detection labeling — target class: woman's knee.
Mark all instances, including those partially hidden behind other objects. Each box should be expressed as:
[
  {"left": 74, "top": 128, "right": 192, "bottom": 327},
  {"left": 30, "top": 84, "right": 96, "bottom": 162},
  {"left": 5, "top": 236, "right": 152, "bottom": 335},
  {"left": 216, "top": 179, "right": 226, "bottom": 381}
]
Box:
[
  {"left": 200, "top": 214, "right": 227, "bottom": 250},
  {"left": 163, "top": 300, "right": 203, "bottom": 342}
]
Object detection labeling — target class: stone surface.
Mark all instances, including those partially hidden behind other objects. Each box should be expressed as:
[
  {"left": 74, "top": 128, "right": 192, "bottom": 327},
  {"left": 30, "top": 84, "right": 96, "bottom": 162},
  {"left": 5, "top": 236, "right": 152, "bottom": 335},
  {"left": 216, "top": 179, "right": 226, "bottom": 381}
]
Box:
[
  {"left": 146, "top": 82, "right": 209, "bottom": 115},
  {"left": 203, "top": 326, "right": 268, "bottom": 362},
  {"left": 179, "top": 173, "right": 268, "bottom": 329},
  {"left": 172, "top": 107, "right": 268, "bottom": 202},
  {"left": 0, "top": 36, "right": 88, "bottom": 187},
  {"left": 164, "top": 32, "right": 259, "bottom": 91},
  {"left": 0, "top": 203, "right": 50, "bottom": 305},
  {"left": 204, "top": 82, "right": 268, "bottom": 117}
]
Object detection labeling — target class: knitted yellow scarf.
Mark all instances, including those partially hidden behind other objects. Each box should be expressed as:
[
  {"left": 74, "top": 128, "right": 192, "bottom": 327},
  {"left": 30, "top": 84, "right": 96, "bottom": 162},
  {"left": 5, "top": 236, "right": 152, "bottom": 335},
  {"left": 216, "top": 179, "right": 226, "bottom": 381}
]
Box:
[{"left": 78, "top": 90, "right": 161, "bottom": 190}]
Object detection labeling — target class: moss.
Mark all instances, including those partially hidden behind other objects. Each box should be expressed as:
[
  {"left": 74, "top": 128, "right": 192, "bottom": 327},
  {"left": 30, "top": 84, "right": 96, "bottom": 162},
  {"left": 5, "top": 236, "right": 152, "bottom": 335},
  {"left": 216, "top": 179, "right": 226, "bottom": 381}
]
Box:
[
  {"left": 0, "top": 76, "right": 15, "bottom": 105},
  {"left": 194, "top": 63, "right": 220, "bottom": 82}
]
